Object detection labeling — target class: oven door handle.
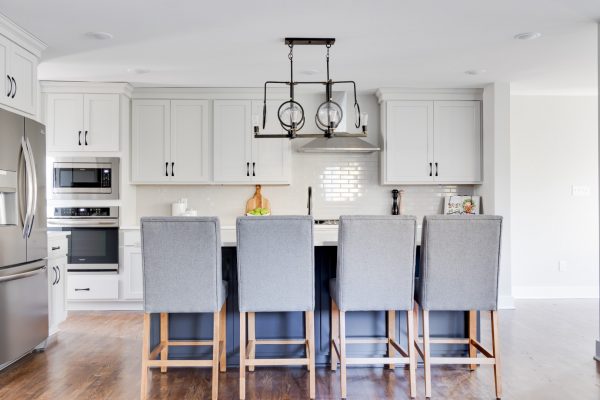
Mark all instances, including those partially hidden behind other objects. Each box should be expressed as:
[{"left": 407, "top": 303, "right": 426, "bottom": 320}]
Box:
[{"left": 47, "top": 219, "right": 119, "bottom": 228}]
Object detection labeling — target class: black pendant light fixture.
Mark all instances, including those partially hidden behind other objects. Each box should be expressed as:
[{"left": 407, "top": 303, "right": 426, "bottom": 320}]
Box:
[{"left": 255, "top": 38, "right": 369, "bottom": 140}]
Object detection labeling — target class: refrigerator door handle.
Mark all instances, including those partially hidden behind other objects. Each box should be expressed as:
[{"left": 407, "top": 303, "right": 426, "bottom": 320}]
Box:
[
  {"left": 20, "top": 138, "right": 34, "bottom": 238},
  {"left": 0, "top": 266, "right": 46, "bottom": 283},
  {"left": 25, "top": 138, "right": 37, "bottom": 238}
]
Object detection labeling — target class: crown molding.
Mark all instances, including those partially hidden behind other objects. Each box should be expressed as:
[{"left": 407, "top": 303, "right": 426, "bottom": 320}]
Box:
[
  {"left": 40, "top": 81, "right": 134, "bottom": 97},
  {"left": 0, "top": 12, "right": 46, "bottom": 58},
  {"left": 375, "top": 87, "right": 484, "bottom": 102}
]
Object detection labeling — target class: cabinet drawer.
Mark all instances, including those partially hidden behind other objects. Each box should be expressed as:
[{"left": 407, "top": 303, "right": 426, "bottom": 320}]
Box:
[
  {"left": 48, "top": 237, "right": 68, "bottom": 258},
  {"left": 67, "top": 274, "right": 119, "bottom": 300}
]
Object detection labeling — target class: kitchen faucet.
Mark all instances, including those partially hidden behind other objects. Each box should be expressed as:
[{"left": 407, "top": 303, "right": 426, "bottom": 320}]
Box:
[{"left": 307, "top": 186, "right": 312, "bottom": 216}]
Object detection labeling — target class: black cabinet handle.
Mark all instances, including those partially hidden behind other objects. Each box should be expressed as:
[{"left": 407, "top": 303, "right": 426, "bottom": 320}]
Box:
[
  {"left": 84, "top": 130, "right": 88, "bottom": 145},
  {"left": 165, "top": 162, "right": 169, "bottom": 176},
  {"left": 246, "top": 162, "right": 250, "bottom": 177},
  {"left": 429, "top": 162, "right": 432, "bottom": 177},
  {"left": 51, "top": 246, "right": 60, "bottom": 251},
  {"left": 171, "top": 162, "right": 174, "bottom": 177},
  {"left": 435, "top": 162, "right": 438, "bottom": 177},
  {"left": 252, "top": 162, "right": 256, "bottom": 177},
  {"left": 78, "top": 131, "right": 82, "bottom": 146},
  {"left": 52, "top": 266, "right": 57, "bottom": 285},
  {"left": 11, "top": 77, "right": 16, "bottom": 98},
  {"left": 57, "top": 267, "right": 61, "bottom": 284},
  {"left": 74, "top": 288, "right": 90, "bottom": 291},
  {"left": 6, "top": 75, "right": 11, "bottom": 97}
]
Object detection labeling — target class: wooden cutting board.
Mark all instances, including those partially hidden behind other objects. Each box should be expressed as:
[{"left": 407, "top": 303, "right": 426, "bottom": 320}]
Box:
[{"left": 245, "top": 185, "right": 271, "bottom": 214}]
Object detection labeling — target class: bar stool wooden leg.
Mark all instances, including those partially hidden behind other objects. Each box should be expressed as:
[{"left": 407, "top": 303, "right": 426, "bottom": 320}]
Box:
[
  {"left": 406, "top": 309, "right": 417, "bottom": 399},
  {"left": 140, "top": 313, "right": 150, "bottom": 400},
  {"left": 219, "top": 301, "right": 227, "bottom": 372},
  {"left": 330, "top": 300, "right": 339, "bottom": 371},
  {"left": 387, "top": 310, "right": 396, "bottom": 369},
  {"left": 160, "top": 313, "right": 169, "bottom": 373},
  {"left": 212, "top": 310, "right": 220, "bottom": 400},
  {"left": 247, "top": 312, "right": 255, "bottom": 372},
  {"left": 305, "top": 312, "right": 310, "bottom": 371},
  {"left": 239, "top": 312, "right": 246, "bottom": 400},
  {"left": 339, "top": 310, "right": 347, "bottom": 399},
  {"left": 422, "top": 309, "right": 432, "bottom": 399},
  {"left": 469, "top": 310, "right": 478, "bottom": 371},
  {"left": 491, "top": 310, "right": 502, "bottom": 399},
  {"left": 307, "top": 311, "right": 316, "bottom": 399}
]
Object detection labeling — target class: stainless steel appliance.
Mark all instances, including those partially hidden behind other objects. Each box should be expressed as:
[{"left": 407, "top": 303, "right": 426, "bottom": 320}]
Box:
[
  {"left": 50, "top": 157, "right": 119, "bottom": 200},
  {"left": 0, "top": 109, "right": 48, "bottom": 370},
  {"left": 48, "top": 207, "right": 119, "bottom": 272}
]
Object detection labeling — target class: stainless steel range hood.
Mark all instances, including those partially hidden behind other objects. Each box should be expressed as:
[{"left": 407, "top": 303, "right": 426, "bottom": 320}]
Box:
[{"left": 298, "top": 136, "right": 380, "bottom": 153}]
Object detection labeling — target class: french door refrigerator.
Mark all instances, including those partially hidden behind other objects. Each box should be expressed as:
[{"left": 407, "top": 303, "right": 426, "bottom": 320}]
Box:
[{"left": 0, "top": 109, "right": 48, "bottom": 370}]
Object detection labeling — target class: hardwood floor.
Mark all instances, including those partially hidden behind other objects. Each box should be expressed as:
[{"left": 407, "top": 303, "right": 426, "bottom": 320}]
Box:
[{"left": 0, "top": 300, "right": 598, "bottom": 399}]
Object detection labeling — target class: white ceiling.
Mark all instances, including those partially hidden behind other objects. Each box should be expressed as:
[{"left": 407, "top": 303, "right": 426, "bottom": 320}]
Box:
[{"left": 1, "top": 0, "right": 599, "bottom": 93}]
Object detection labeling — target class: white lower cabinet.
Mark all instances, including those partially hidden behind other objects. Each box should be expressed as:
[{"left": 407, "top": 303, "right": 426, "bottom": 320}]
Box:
[
  {"left": 67, "top": 274, "right": 119, "bottom": 300},
  {"left": 122, "top": 246, "right": 143, "bottom": 300},
  {"left": 48, "top": 235, "right": 68, "bottom": 335}
]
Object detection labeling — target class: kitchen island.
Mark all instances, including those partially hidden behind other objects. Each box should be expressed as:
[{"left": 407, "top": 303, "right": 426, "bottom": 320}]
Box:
[{"left": 147, "top": 224, "right": 473, "bottom": 366}]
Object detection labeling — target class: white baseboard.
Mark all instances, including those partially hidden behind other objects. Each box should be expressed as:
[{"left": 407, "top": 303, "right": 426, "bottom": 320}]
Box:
[
  {"left": 67, "top": 301, "right": 143, "bottom": 311},
  {"left": 513, "top": 286, "right": 600, "bottom": 299}
]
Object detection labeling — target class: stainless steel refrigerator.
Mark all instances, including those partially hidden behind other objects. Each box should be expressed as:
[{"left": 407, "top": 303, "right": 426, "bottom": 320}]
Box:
[{"left": 0, "top": 109, "right": 48, "bottom": 370}]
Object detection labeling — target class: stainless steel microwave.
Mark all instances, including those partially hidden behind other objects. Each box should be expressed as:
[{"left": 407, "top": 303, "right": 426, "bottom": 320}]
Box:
[{"left": 50, "top": 157, "right": 119, "bottom": 200}]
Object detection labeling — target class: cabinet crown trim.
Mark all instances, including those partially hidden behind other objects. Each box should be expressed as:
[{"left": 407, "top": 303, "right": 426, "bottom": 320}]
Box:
[
  {"left": 0, "top": 13, "right": 47, "bottom": 57},
  {"left": 376, "top": 88, "right": 483, "bottom": 103},
  {"left": 40, "top": 81, "right": 134, "bottom": 97}
]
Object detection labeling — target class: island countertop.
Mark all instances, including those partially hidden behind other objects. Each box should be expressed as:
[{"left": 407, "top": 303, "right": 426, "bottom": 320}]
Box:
[{"left": 120, "top": 224, "right": 422, "bottom": 246}]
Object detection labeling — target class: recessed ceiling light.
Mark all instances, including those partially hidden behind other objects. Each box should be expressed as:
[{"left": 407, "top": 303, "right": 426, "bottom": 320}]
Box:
[
  {"left": 85, "top": 31, "right": 114, "bottom": 40},
  {"left": 127, "top": 68, "right": 150, "bottom": 74},
  {"left": 514, "top": 32, "right": 542, "bottom": 41},
  {"left": 465, "top": 69, "right": 487, "bottom": 76}
]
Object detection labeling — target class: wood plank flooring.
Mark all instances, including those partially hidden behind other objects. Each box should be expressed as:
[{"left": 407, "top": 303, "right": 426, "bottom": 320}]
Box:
[{"left": 0, "top": 300, "right": 598, "bottom": 399}]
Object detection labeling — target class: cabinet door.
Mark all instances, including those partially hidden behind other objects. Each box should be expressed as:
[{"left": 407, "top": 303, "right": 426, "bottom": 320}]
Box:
[
  {"left": 46, "top": 93, "right": 84, "bottom": 151},
  {"left": 83, "top": 94, "right": 120, "bottom": 151},
  {"left": 251, "top": 100, "right": 291, "bottom": 184},
  {"left": 433, "top": 101, "right": 481, "bottom": 183},
  {"left": 9, "top": 44, "right": 37, "bottom": 115},
  {"left": 383, "top": 101, "right": 434, "bottom": 183},
  {"left": 123, "top": 247, "right": 143, "bottom": 300},
  {"left": 0, "top": 36, "right": 10, "bottom": 107},
  {"left": 131, "top": 100, "right": 170, "bottom": 183},
  {"left": 48, "top": 257, "right": 67, "bottom": 334},
  {"left": 213, "top": 100, "right": 252, "bottom": 183},
  {"left": 170, "top": 100, "right": 210, "bottom": 183}
]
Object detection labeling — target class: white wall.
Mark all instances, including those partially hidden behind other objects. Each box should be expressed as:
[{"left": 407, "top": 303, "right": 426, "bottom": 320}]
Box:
[{"left": 511, "top": 95, "right": 599, "bottom": 298}]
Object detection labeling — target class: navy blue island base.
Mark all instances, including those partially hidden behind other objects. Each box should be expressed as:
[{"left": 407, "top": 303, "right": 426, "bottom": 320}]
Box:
[{"left": 149, "top": 246, "right": 474, "bottom": 366}]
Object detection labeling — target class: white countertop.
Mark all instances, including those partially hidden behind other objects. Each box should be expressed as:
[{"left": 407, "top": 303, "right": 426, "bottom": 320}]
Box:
[
  {"left": 120, "top": 224, "right": 421, "bottom": 246},
  {"left": 47, "top": 231, "right": 70, "bottom": 239}
]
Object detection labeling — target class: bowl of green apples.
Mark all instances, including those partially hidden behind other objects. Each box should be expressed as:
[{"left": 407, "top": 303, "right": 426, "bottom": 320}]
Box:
[{"left": 246, "top": 207, "right": 271, "bottom": 216}]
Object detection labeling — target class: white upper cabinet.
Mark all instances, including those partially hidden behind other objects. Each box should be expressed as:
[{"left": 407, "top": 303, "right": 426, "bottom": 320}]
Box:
[
  {"left": 213, "top": 99, "right": 291, "bottom": 184},
  {"left": 251, "top": 100, "right": 291, "bottom": 184},
  {"left": 83, "top": 94, "right": 120, "bottom": 151},
  {"left": 433, "top": 101, "right": 481, "bottom": 183},
  {"left": 131, "top": 99, "right": 210, "bottom": 184},
  {"left": 383, "top": 101, "right": 434, "bottom": 183},
  {"left": 170, "top": 100, "right": 210, "bottom": 183},
  {"left": 381, "top": 98, "right": 481, "bottom": 184},
  {"left": 46, "top": 93, "right": 120, "bottom": 152},
  {"left": 0, "top": 35, "right": 39, "bottom": 116}
]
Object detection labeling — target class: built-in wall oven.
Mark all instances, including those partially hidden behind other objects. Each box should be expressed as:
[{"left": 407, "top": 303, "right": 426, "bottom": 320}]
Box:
[
  {"left": 50, "top": 157, "right": 119, "bottom": 200},
  {"left": 47, "top": 207, "right": 119, "bottom": 272}
]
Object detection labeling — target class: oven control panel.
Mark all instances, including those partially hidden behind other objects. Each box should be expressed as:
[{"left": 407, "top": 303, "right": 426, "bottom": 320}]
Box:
[{"left": 53, "top": 207, "right": 115, "bottom": 217}]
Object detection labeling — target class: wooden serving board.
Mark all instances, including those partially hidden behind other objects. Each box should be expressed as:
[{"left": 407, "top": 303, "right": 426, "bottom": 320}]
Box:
[{"left": 245, "top": 185, "right": 271, "bottom": 214}]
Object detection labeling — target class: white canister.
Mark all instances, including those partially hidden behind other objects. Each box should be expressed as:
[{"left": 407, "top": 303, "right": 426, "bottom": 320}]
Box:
[{"left": 171, "top": 202, "right": 186, "bottom": 216}]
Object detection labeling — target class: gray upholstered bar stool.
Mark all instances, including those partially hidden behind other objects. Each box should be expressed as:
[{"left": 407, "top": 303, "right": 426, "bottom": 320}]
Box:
[
  {"left": 236, "top": 216, "right": 315, "bottom": 400},
  {"left": 415, "top": 215, "right": 503, "bottom": 399},
  {"left": 140, "top": 217, "right": 227, "bottom": 400},
  {"left": 330, "top": 215, "right": 418, "bottom": 399}
]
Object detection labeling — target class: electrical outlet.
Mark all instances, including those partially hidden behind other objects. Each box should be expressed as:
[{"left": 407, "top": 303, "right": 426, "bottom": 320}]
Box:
[
  {"left": 559, "top": 260, "right": 568, "bottom": 272},
  {"left": 572, "top": 185, "right": 591, "bottom": 197}
]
